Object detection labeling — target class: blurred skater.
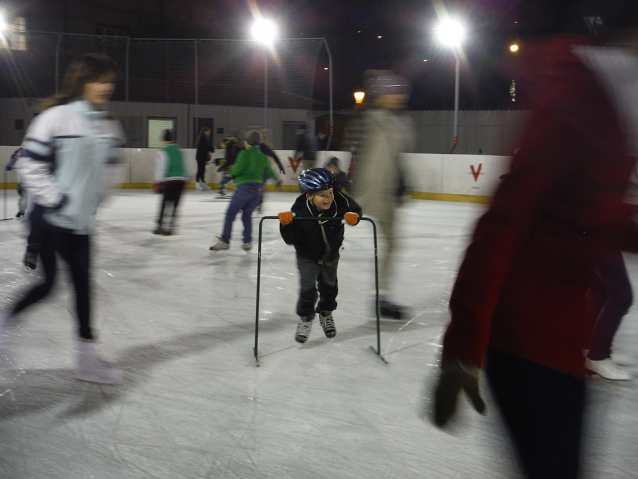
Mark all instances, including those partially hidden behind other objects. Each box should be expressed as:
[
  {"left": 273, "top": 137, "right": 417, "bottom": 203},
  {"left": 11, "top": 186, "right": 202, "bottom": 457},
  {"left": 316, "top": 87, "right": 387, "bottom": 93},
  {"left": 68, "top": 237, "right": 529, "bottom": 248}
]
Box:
[
  {"left": 432, "top": 5, "right": 638, "bottom": 477},
  {"left": 292, "top": 123, "right": 317, "bottom": 171},
  {"left": 325, "top": 156, "right": 352, "bottom": 193},
  {"left": 350, "top": 70, "right": 414, "bottom": 319},
  {"left": 195, "top": 127, "right": 214, "bottom": 190},
  {"left": 0, "top": 53, "right": 126, "bottom": 384},
  {"left": 153, "top": 129, "right": 187, "bottom": 236},
  {"left": 5, "top": 148, "right": 42, "bottom": 271},
  {"left": 278, "top": 168, "right": 361, "bottom": 343},
  {"left": 256, "top": 139, "right": 286, "bottom": 212},
  {"left": 585, "top": 249, "right": 633, "bottom": 380}
]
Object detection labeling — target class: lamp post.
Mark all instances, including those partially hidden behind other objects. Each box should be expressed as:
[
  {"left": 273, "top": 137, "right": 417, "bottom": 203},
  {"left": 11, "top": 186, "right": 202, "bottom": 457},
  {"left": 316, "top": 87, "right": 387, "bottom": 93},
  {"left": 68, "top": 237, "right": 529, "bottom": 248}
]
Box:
[
  {"left": 252, "top": 19, "right": 277, "bottom": 133},
  {"left": 436, "top": 19, "right": 465, "bottom": 153}
]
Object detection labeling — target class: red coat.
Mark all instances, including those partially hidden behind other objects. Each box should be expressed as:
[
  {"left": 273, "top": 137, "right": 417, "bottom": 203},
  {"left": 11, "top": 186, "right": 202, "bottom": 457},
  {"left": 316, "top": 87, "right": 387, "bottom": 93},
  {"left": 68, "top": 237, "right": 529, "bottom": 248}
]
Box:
[{"left": 441, "top": 37, "right": 638, "bottom": 376}]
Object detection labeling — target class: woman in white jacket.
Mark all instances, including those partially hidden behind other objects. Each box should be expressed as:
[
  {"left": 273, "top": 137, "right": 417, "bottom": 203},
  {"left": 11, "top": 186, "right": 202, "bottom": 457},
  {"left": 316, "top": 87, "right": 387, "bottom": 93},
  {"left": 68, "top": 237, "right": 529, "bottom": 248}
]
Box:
[{"left": 1, "top": 53, "right": 125, "bottom": 384}]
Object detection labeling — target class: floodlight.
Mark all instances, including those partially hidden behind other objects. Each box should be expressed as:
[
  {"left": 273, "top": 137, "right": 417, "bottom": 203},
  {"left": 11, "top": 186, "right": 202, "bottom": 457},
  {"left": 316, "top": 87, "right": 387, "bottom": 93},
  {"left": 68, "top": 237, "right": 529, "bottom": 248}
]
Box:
[
  {"left": 251, "top": 19, "right": 277, "bottom": 45},
  {"left": 354, "top": 91, "right": 365, "bottom": 104},
  {"left": 510, "top": 44, "right": 519, "bottom": 52},
  {"left": 436, "top": 19, "right": 465, "bottom": 47}
]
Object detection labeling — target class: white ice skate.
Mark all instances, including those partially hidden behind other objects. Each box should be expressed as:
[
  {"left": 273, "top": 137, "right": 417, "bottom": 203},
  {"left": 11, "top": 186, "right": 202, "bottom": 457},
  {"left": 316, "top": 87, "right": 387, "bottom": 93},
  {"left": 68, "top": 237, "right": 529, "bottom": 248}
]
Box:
[{"left": 76, "top": 341, "right": 122, "bottom": 384}]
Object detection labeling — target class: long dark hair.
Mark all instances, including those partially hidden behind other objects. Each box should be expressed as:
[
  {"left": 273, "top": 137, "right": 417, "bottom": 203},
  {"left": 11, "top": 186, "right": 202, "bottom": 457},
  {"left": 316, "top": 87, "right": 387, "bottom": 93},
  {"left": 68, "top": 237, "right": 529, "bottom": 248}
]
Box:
[
  {"left": 40, "top": 53, "right": 121, "bottom": 111},
  {"left": 196, "top": 127, "right": 211, "bottom": 146}
]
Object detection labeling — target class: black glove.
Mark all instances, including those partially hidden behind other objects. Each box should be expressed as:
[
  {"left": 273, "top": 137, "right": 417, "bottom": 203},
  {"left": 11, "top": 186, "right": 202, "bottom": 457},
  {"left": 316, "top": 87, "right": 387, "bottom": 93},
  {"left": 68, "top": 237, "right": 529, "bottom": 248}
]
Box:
[
  {"left": 279, "top": 166, "right": 285, "bottom": 174},
  {"left": 432, "top": 360, "right": 486, "bottom": 427}
]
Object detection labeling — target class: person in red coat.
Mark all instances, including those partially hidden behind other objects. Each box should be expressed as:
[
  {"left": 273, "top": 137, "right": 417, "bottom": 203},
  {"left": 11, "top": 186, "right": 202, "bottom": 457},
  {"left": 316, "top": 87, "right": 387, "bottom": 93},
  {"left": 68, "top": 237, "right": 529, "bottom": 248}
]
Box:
[{"left": 432, "top": 10, "right": 638, "bottom": 479}]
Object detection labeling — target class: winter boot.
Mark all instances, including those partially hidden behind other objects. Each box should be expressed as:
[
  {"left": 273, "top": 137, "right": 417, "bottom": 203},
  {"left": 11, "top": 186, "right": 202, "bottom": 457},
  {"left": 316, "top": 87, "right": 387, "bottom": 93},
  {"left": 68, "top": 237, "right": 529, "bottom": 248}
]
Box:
[
  {"left": 76, "top": 340, "right": 122, "bottom": 384},
  {"left": 319, "top": 310, "right": 336, "bottom": 338},
  {"left": 241, "top": 242, "right": 252, "bottom": 251},
  {"left": 295, "top": 316, "right": 314, "bottom": 343}
]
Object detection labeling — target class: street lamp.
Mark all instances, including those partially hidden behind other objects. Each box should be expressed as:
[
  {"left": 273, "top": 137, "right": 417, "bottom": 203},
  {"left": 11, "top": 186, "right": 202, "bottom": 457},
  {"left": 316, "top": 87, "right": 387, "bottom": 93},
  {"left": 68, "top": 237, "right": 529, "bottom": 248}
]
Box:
[
  {"left": 354, "top": 91, "right": 365, "bottom": 104},
  {"left": 252, "top": 19, "right": 278, "bottom": 132},
  {"left": 436, "top": 19, "right": 465, "bottom": 153}
]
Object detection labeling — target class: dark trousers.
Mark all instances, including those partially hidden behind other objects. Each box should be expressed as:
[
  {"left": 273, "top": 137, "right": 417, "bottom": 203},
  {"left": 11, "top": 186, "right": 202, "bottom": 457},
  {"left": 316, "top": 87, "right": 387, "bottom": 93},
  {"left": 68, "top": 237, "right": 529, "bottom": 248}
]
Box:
[
  {"left": 196, "top": 158, "right": 207, "bottom": 183},
  {"left": 26, "top": 205, "right": 45, "bottom": 255},
  {"left": 588, "top": 249, "right": 632, "bottom": 360},
  {"left": 157, "top": 181, "right": 185, "bottom": 228},
  {"left": 485, "top": 348, "right": 585, "bottom": 479},
  {"left": 296, "top": 254, "right": 339, "bottom": 318},
  {"left": 220, "top": 183, "right": 262, "bottom": 244},
  {"left": 11, "top": 220, "right": 94, "bottom": 340}
]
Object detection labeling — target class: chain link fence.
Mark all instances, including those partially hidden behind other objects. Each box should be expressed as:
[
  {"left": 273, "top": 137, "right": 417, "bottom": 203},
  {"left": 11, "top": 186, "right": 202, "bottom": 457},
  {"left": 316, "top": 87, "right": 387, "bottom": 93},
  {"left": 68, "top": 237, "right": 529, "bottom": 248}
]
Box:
[{"left": 0, "top": 32, "right": 324, "bottom": 110}]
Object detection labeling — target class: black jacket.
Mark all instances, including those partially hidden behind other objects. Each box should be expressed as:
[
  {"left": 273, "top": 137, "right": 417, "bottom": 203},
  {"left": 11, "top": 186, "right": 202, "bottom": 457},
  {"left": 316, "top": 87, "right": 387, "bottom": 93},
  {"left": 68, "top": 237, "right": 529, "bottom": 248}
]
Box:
[
  {"left": 196, "top": 135, "right": 214, "bottom": 162},
  {"left": 280, "top": 190, "right": 362, "bottom": 262}
]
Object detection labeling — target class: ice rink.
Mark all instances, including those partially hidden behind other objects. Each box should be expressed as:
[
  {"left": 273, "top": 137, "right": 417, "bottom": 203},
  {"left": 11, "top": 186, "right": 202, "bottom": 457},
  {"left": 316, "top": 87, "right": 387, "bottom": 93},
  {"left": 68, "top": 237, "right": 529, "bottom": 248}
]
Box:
[{"left": 0, "top": 189, "right": 637, "bottom": 479}]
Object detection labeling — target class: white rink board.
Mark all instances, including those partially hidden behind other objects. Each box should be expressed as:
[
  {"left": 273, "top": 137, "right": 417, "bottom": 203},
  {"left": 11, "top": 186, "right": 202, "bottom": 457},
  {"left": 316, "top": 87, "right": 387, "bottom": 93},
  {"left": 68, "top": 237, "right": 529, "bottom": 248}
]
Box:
[{"left": 1, "top": 146, "right": 510, "bottom": 197}]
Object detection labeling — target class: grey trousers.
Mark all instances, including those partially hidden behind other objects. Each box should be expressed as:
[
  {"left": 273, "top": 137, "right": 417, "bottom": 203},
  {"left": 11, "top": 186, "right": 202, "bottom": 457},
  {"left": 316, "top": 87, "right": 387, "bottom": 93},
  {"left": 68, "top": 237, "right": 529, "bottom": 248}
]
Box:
[{"left": 296, "top": 254, "right": 339, "bottom": 318}]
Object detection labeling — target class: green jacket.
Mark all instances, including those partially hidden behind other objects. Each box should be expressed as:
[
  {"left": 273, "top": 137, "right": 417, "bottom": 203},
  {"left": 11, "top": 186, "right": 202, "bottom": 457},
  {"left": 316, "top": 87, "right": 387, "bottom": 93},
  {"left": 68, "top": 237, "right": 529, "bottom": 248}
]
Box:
[{"left": 230, "top": 146, "right": 278, "bottom": 185}]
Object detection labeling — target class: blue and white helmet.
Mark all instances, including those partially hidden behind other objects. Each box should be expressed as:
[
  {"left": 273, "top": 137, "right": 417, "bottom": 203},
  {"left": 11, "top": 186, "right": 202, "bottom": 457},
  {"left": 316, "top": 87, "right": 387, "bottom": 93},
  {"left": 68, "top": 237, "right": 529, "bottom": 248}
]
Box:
[{"left": 298, "top": 168, "right": 338, "bottom": 194}]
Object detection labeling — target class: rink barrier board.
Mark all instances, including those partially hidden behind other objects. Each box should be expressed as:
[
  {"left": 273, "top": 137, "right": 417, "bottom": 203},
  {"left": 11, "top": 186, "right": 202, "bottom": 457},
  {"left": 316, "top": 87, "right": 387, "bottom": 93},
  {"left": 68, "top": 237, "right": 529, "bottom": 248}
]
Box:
[
  {"left": 253, "top": 215, "right": 387, "bottom": 367},
  {"left": 1, "top": 146, "right": 510, "bottom": 200}
]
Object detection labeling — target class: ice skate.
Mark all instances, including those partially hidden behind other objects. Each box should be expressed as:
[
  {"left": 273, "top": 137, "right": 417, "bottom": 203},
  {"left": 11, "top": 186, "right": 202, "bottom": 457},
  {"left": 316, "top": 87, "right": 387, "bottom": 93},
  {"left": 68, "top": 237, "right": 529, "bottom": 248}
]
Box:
[
  {"left": 76, "top": 340, "right": 122, "bottom": 384},
  {"left": 585, "top": 358, "right": 632, "bottom": 381},
  {"left": 153, "top": 226, "right": 169, "bottom": 235},
  {"left": 196, "top": 182, "right": 205, "bottom": 191},
  {"left": 23, "top": 251, "right": 38, "bottom": 272},
  {"left": 202, "top": 183, "right": 211, "bottom": 190},
  {"left": 241, "top": 242, "right": 252, "bottom": 251},
  {"left": 209, "top": 240, "right": 229, "bottom": 253},
  {"left": 217, "top": 188, "right": 227, "bottom": 197},
  {"left": 378, "top": 298, "right": 409, "bottom": 321},
  {"left": 319, "top": 310, "right": 336, "bottom": 338},
  {"left": 295, "top": 317, "right": 314, "bottom": 343}
]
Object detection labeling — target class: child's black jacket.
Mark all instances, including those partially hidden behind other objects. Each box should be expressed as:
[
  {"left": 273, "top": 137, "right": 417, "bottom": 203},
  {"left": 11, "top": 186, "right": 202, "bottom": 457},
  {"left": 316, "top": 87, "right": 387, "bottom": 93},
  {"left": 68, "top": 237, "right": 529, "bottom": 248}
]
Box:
[{"left": 280, "top": 190, "right": 362, "bottom": 262}]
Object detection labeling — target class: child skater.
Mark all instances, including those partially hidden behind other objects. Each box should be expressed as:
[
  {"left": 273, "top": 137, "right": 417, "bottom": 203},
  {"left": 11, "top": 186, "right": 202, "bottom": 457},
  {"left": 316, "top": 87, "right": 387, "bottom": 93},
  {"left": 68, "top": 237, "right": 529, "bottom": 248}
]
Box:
[
  {"left": 278, "top": 168, "right": 362, "bottom": 343},
  {"left": 153, "top": 129, "right": 187, "bottom": 236}
]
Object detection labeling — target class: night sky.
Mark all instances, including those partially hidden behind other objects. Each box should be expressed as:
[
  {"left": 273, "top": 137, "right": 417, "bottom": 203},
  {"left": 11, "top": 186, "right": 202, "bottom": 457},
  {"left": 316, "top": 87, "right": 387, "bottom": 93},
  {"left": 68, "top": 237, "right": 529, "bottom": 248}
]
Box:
[
  {"left": 165, "top": 0, "right": 604, "bottom": 111},
  {"left": 162, "top": 0, "right": 533, "bottom": 111}
]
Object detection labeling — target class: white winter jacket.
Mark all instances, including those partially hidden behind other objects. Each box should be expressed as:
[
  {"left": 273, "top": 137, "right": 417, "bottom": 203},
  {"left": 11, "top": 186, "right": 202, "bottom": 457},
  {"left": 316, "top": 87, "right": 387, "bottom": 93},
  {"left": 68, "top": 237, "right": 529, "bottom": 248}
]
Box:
[{"left": 20, "top": 100, "right": 125, "bottom": 234}]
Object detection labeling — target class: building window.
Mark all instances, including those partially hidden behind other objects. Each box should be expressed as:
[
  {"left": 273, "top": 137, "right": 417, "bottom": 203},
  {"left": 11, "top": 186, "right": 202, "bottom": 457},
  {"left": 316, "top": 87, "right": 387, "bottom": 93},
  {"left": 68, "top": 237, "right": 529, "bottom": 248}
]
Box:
[
  {"left": 148, "top": 118, "right": 176, "bottom": 148},
  {"left": 8, "top": 17, "right": 27, "bottom": 51}
]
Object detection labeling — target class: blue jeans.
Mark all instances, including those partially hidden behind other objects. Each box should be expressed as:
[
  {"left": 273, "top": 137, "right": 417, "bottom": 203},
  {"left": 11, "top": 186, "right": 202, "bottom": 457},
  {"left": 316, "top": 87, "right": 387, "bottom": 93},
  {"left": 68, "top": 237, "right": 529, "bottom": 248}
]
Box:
[
  {"left": 588, "top": 249, "right": 633, "bottom": 360},
  {"left": 220, "top": 183, "right": 263, "bottom": 244}
]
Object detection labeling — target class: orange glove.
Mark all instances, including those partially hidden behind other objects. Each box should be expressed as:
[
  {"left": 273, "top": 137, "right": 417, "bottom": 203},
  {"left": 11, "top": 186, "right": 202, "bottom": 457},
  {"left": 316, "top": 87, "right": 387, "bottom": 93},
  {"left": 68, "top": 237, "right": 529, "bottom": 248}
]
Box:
[
  {"left": 343, "top": 212, "right": 359, "bottom": 226},
  {"left": 278, "top": 211, "right": 294, "bottom": 225}
]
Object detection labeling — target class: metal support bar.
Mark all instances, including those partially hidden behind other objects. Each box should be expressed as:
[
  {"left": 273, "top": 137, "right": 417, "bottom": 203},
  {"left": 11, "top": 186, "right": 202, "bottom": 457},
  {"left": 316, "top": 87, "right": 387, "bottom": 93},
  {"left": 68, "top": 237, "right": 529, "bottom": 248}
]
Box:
[{"left": 253, "top": 215, "right": 387, "bottom": 366}]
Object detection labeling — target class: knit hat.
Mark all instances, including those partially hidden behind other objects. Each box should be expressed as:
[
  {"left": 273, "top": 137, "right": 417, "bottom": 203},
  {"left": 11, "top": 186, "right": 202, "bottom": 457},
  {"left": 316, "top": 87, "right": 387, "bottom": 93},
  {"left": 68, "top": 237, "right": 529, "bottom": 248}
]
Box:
[
  {"left": 325, "top": 156, "right": 340, "bottom": 169},
  {"left": 163, "top": 129, "right": 172, "bottom": 142},
  {"left": 244, "top": 130, "right": 261, "bottom": 147}
]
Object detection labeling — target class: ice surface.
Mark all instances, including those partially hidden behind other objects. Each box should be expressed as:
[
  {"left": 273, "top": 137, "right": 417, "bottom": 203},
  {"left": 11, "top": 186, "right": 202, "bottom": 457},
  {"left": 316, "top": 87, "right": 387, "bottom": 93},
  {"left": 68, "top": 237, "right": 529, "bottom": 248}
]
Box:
[{"left": 0, "top": 190, "right": 636, "bottom": 478}]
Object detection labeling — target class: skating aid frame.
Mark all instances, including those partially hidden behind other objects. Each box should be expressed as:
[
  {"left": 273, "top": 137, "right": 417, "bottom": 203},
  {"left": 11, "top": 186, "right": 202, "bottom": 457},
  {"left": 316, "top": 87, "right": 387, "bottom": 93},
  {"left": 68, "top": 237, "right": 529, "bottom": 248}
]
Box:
[{"left": 254, "top": 216, "right": 388, "bottom": 366}]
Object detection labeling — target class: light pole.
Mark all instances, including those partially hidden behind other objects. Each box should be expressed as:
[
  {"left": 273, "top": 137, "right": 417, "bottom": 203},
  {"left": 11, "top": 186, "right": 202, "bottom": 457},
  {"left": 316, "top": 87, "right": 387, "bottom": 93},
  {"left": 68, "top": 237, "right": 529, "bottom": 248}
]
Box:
[
  {"left": 436, "top": 19, "right": 465, "bottom": 153},
  {"left": 251, "top": 19, "right": 277, "bottom": 133}
]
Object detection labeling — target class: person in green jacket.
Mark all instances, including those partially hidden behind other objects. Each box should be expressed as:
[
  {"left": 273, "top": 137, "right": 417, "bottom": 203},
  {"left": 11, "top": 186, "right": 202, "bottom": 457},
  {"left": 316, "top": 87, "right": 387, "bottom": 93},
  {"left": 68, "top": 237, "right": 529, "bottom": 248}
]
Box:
[
  {"left": 153, "top": 129, "right": 188, "bottom": 236},
  {"left": 210, "top": 130, "right": 280, "bottom": 252}
]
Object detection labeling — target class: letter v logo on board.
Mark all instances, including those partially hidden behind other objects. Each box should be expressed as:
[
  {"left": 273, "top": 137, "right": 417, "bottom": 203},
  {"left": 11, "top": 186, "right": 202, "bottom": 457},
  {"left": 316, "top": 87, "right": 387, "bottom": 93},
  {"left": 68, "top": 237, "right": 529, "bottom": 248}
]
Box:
[
  {"left": 470, "top": 164, "right": 482, "bottom": 182},
  {"left": 288, "top": 156, "right": 303, "bottom": 173}
]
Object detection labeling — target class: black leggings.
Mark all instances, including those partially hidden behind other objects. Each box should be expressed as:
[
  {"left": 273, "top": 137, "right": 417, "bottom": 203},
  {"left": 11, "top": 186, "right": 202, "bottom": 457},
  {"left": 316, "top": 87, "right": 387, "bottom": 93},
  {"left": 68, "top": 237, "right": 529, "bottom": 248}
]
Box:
[
  {"left": 157, "top": 181, "right": 185, "bottom": 227},
  {"left": 485, "top": 348, "right": 585, "bottom": 479},
  {"left": 12, "top": 219, "right": 93, "bottom": 340},
  {"left": 196, "top": 158, "right": 207, "bottom": 183}
]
